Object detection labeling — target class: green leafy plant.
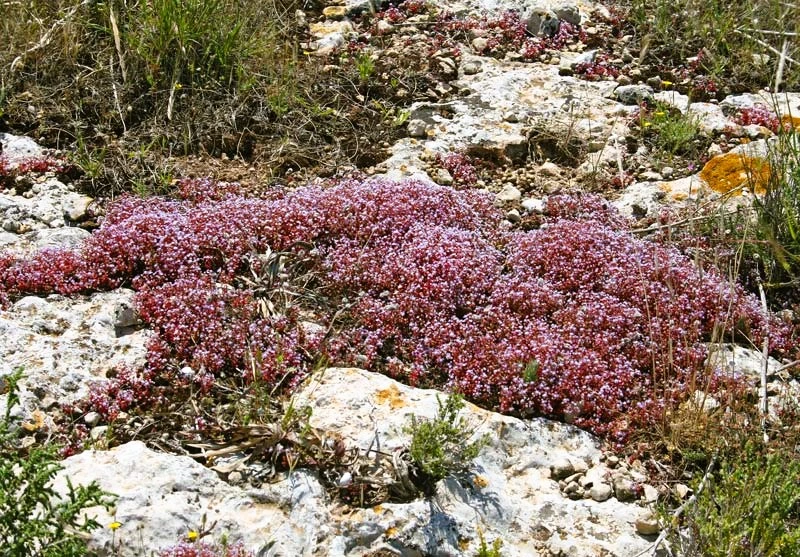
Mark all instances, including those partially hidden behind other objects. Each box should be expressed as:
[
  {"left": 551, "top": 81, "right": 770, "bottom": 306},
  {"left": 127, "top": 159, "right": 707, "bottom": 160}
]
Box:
[
  {"left": 356, "top": 52, "right": 376, "bottom": 84},
  {"left": 678, "top": 446, "right": 800, "bottom": 556},
  {"left": 637, "top": 102, "right": 702, "bottom": 162},
  {"left": 405, "top": 393, "right": 487, "bottom": 482},
  {"left": 475, "top": 529, "right": 503, "bottom": 557},
  {"left": 0, "top": 369, "right": 115, "bottom": 556}
]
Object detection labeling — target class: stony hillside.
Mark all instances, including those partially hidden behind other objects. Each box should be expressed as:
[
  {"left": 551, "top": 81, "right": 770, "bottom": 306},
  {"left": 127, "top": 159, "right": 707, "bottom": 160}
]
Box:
[{"left": 1, "top": 0, "right": 799, "bottom": 555}]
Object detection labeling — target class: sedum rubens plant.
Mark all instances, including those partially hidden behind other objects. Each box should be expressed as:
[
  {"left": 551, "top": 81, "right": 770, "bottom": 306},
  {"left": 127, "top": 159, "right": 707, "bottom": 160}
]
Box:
[{"left": 0, "top": 178, "right": 794, "bottom": 442}]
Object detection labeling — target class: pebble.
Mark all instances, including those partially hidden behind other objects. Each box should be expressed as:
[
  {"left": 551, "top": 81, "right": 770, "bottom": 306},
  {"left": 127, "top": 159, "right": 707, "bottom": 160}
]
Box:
[
  {"left": 84, "top": 411, "right": 101, "bottom": 426},
  {"left": 590, "top": 483, "right": 613, "bottom": 502},
  {"left": 635, "top": 514, "right": 661, "bottom": 536},
  {"left": 612, "top": 476, "right": 638, "bottom": 502},
  {"left": 472, "top": 37, "right": 489, "bottom": 52},
  {"left": 407, "top": 119, "right": 428, "bottom": 137},
  {"left": 462, "top": 61, "right": 482, "bottom": 75},
  {"left": 506, "top": 208, "right": 521, "bottom": 223},
  {"left": 551, "top": 457, "right": 575, "bottom": 480},
  {"left": 496, "top": 183, "right": 522, "bottom": 203},
  {"left": 614, "top": 84, "right": 654, "bottom": 105},
  {"left": 674, "top": 483, "right": 692, "bottom": 500}
]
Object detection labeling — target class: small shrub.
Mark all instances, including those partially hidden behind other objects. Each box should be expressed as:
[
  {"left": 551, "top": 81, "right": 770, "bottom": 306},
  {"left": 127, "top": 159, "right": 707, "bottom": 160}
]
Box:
[
  {"left": 476, "top": 530, "right": 503, "bottom": 557},
  {"left": 405, "top": 393, "right": 487, "bottom": 482},
  {"left": 0, "top": 369, "right": 115, "bottom": 556},
  {"left": 635, "top": 101, "right": 703, "bottom": 160},
  {"left": 680, "top": 446, "right": 800, "bottom": 556}
]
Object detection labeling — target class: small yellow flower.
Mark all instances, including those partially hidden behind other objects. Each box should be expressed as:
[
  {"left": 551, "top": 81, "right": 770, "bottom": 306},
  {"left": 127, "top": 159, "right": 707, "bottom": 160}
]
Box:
[
  {"left": 187, "top": 530, "right": 199, "bottom": 541},
  {"left": 642, "top": 121, "right": 652, "bottom": 128},
  {"left": 654, "top": 111, "right": 666, "bottom": 117},
  {"left": 661, "top": 80, "right": 673, "bottom": 87},
  {"left": 109, "top": 521, "right": 122, "bottom": 531}
]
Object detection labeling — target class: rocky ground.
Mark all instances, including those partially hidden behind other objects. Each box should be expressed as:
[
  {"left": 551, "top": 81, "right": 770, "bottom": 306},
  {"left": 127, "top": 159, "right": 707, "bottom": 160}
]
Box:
[{"left": 1, "top": 0, "right": 799, "bottom": 555}]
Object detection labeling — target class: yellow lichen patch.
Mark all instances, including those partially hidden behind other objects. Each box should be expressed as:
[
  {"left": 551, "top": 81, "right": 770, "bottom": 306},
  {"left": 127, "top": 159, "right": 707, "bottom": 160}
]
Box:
[
  {"left": 781, "top": 114, "right": 800, "bottom": 130},
  {"left": 374, "top": 384, "right": 406, "bottom": 409},
  {"left": 321, "top": 5, "right": 347, "bottom": 19},
  {"left": 699, "top": 152, "right": 771, "bottom": 195},
  {"left": 473, "top": 474, "right": 490, "bottom": 489},
  {"left": 385, "top": 526, "right": 398, "bottom": 538},
  {"left": 22, "top": 409, "right": 45, "bottom": 432}
]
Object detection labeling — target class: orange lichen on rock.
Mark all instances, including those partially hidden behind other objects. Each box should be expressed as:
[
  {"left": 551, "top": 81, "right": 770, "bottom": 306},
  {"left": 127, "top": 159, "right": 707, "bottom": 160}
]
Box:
[
  {"left": 781, "top": 114, "right": 800, "bottom": 130},
  {"left": 374, "top": 384, "right": 406, "bottom": 409},
  {"left": 699, "top": 152, "right": 771, "bottom": 195}
]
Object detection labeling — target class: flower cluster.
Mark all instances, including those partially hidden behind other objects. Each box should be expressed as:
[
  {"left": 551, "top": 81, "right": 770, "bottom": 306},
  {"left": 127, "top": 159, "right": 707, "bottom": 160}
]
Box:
[
  {"left": 734, "top": 105, "right": 780, "bottom": 133},
  {"left": 574, "top": 52, "right": 621, "bottom": 81},
  {"left": 0, "top": 154, "right": 72, "bottom": 187},
  {"left": 435, "top": 152, "right": 478, "bottom": 187},
  {"left": 159, "top": 542, "right": 253, "bottom": 557},
  {"left": 0, "top": 178, "right": 793, "bottom": 442}
]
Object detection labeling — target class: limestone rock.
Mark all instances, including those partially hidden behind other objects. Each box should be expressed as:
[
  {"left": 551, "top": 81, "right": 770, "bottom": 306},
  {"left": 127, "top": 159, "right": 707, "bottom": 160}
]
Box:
[
  {"left": 62, "top": 192, "right": 94, "bottom": 222},
  {"left": 614, "top": 85, "right": 654, "bottom": 105}
]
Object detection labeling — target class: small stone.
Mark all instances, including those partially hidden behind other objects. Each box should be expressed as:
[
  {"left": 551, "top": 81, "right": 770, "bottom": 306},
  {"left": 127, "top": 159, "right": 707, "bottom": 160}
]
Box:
[
  {"left": 639, "top": 170, "right": 663, "bottom": 182},
  {"left": 539, "top": 161, "right": 561, "bottom": 177},
  {"left": 84, "top": 411, "right": 101, "bottom": 426},
  {"left": 606, "top": 454, "right": 620, "bottom": 468},
  {"left": 322, "top": 5, "right": 347, "bottom": 19},
  {"left": 642, "top": 483, "right": 659, "bottom": 503},
  {"left": 496, "top": 184, "right": 522, "bottom": 203},
  {"left": 563, "top": 481, "right": 581, "bottom": 495},
  {"left": 506, "top": 209, "right": 521, "bottom": 223},
  {"left": 635, "top": 513, "right": 661, "bottom": 536},
  {"left": 62, "top": 192, "right": 94, "bottom": 222},
  {"left": 551, "top": 457, "right": 575, "bottom": 480},
  {"left": 521, "top": 198, "right": 545, "bottom": 213},
  {"left": 2, "top": 219, "right": 20, "bottom": 233},
  {"left": 674, "top": 483, "right": 692, "bottom": 500},
  {"left": 114, "top": 301, "right": 142, "bottom": 330},
  {"left": 472, "top": 37, "right": 489, "bottom": 52},
  {"left": 615, "top": 74, "right": 632, "bottom": 86},
  {"left": 572, "top": 49, "right": 597, "bottom": 66},
  {"left": 563, "top": 472, "right": 583, "bottom": 485},
  {"left": 661, "top": 166, "right": 674, "bottom": 179},
  {"left": 646, "top": 76, "right": 663, "bottom": 90},
  {"left": 407, "top": 119, "right": 428, "bottom": 137},
  {"left": 615, "top": 85, "right": 654, "bottom": 105},
  {"left": 433, "top": 168, "right": 453, "bottom": 185},
  {"left": 554, "top": 4, "right": 581, "bottom": 25},
  {"left": 462, "top": 61, "right": 482, "bottom": 75},
  {"left": 90, "top": 426, "right": 109, "bottom": 441},
  {"left": 613, "top": 476, "right": 638, "bottom": 502},
  {"left": 590, "top": 483, "right": 613, "bottom": 502},
  {"left": 376, "top": 20, "right": 393, "bottom": 34},
  {"left": 228, "top": 471, "right": 243, "bottom": 484}
]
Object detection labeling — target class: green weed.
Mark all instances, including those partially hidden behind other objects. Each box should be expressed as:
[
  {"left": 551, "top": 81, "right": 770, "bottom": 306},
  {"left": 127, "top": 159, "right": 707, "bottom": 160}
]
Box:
[
  {"left": 405, "top": 393, "right": 487, "bottom": 482},
  {"left": 0, "top": 369, "right": 115, "bottom": 556},
  {"left": 678, "top": 446, "right": 800, "bottom": 556}
]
